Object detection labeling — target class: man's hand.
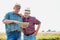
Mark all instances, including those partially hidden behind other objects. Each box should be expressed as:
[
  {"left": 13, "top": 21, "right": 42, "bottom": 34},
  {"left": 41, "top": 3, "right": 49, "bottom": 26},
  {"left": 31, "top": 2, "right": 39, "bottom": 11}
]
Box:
[
  {"left": 21, "top": 22, "right": 29, "bottom": 28},
  {"left": 23, "top": 23, "right": 27, "bottom": 28},
  {"left": 34, "top": 30, "right": 38, "bottom": 36}
]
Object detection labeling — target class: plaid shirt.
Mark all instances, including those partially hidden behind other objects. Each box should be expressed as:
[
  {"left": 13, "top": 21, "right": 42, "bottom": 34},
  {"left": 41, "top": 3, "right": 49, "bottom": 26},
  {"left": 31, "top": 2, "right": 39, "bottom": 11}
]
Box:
[
  {"left": 3, "top": 12, "right": 23, "bottom": 33},
  {"left": 22, "top": 16, "right": 41, "bottom": 34}
]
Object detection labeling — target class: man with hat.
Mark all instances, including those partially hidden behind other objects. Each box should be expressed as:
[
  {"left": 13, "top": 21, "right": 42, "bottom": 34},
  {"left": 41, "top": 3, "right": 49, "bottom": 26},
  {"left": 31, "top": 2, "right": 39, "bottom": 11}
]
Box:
[
  {"left": 2, "top": 4, "right": 23, "bottom": 40},
  {"left": 22, "top": 8, "right": 41, "bottom": 40}
]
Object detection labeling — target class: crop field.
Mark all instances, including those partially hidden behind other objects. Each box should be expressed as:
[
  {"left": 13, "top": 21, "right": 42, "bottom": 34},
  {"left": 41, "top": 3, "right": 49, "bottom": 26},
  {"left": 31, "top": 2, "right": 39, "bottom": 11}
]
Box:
[
  {"left": 0, "top": 32, "right": 60, "bottom": 40},
  {"left": 36, "top": 32, "right": 60, "bottom": 40}
]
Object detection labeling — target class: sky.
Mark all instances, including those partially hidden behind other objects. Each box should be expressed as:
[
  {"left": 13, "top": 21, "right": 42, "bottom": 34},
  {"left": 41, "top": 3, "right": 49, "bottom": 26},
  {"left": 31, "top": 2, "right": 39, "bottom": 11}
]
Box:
[{"left": 0, "top": 0, "right": 60, "bottom": 33}]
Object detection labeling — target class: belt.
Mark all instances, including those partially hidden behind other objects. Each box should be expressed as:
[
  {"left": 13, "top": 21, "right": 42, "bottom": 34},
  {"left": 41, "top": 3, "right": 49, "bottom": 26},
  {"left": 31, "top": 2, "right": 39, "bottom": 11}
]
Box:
[
  {"left": 24, "top": 32, "right": 34, "bottom": 36},
  {"left": 10, "top": 30, "right": 20, "bottom": 33}
]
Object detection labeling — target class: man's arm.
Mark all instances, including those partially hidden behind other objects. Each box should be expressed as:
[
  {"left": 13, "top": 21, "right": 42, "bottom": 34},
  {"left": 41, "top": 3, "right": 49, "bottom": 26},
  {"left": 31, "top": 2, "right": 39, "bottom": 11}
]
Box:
[
  {"left": 34, "top": 24, "right": 41, "bottom": 36},
  {"left": 3, "top": 20, "right": 13, "bottom": 24},
  {"left": 18, "top": 13, "right": 24, "bottom": 18},
  {"left": 3, "top": 20, "right": 20, "bottom": 24},
  {"left": 2, "top": 13, "right": 13, "bottom": 24},
  {"left": 3, "top": 13, "right": 20, "bottom": 24},
  {"left": 33, "top": 17, "right": 41, "bottom": 36}
]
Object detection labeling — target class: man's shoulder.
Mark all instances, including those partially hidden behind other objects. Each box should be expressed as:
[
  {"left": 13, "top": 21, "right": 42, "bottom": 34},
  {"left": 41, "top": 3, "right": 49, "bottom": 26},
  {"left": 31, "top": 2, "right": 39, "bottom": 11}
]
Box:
[
  {"left": 6, "top": 12, "right": 13, "bottom": 15},
  {"left": 30, "top": 16, "right": 36, "bottom": 19},
  {"left": 29, "top": 16, "right": 36, "bottom": 20}
]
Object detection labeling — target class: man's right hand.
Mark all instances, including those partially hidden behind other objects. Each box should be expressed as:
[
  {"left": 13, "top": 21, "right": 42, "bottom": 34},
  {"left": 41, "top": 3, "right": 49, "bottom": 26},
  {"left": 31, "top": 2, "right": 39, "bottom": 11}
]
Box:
[{"left": 21, "top": 22, "right": 29, "bottom": 28}]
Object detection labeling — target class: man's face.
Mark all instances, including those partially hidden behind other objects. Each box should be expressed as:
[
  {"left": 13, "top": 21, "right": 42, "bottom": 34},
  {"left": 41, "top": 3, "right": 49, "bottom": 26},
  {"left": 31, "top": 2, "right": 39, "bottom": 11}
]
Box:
[
  {"left": 24, "top": 12, "right": 30, "bottom": 18},
  {"left": 14, "top": 7, "right": 20, "bottom": 13}
]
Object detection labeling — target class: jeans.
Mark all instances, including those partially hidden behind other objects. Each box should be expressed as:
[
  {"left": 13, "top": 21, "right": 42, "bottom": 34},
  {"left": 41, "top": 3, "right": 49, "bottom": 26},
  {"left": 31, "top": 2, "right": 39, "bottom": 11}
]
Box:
[
  {"left": 24, "top": 34, "right": 36, "bottom": 40},
  {"left": 7, "top": 32, "right": 21, "bottom": 40}
]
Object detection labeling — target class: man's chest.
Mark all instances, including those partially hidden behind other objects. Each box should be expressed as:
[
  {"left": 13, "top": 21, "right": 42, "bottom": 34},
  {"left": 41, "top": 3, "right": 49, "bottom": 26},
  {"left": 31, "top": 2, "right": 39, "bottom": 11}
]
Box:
[
  {"left": 9, "top": 14, "right": 22, "bottom": 21},
  {"left": 23, "top": 18, "right": 34, "bottom": 25}
]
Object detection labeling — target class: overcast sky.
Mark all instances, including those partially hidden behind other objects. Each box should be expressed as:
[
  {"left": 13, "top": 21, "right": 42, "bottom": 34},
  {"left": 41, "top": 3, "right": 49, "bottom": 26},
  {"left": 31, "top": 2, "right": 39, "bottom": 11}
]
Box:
[{"left": 0, "top": 0, "right": 60, "bottom": 33}]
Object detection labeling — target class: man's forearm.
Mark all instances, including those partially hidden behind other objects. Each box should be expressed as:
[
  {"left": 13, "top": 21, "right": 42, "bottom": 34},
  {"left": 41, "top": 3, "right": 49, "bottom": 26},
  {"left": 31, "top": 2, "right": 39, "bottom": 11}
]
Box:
[
  {"left": 36, "top": 24, "right": 41, "bottom": 33},
  {"left": 34, "top": 24, "right": 41, "bottom": 36},
  {"left": 3, "top": 20, "right": 13, "bottom": 24}
]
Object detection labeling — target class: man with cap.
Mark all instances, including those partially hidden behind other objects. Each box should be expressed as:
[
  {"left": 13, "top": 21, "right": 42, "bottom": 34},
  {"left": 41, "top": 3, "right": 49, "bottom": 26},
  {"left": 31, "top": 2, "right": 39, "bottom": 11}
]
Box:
[
  {"left": 2, "top": 4, "right": 23, "bottom": 40},
  {"left": 22, "top": 8, "right": 41, "bottom": 40}
]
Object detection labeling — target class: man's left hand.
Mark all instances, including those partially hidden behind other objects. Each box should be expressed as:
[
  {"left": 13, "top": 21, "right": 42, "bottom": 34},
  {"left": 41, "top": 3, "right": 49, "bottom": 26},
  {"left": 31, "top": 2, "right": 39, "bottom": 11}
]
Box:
[{"left": 34, "top": 30, "right": 38, "bottom": 36}]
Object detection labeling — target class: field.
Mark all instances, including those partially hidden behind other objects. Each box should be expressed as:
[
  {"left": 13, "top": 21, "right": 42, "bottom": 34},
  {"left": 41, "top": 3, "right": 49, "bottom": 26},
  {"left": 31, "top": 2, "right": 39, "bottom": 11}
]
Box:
[
  {"left": 36, "top": 32, "right": 60, "bottom": 40},
  {"left": 0, "top": 32, "right": 60, "bottom": 40}
]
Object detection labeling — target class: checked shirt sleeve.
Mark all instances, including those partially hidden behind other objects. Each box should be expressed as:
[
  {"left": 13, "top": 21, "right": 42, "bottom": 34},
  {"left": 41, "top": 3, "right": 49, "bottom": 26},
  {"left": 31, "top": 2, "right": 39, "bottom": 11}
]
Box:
[{"left": 33, "top": 17, "right": 41, "bottom": 25}]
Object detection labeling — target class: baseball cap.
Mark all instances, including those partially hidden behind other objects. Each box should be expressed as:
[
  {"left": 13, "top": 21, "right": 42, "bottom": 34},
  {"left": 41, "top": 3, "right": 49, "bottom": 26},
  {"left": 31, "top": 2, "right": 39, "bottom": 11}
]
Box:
[
  {"left": 14, "top": 4, "right": 21, "bottom": 9},
  {"left": 25, "top": 8, "right": 30, "bottom": 13}
]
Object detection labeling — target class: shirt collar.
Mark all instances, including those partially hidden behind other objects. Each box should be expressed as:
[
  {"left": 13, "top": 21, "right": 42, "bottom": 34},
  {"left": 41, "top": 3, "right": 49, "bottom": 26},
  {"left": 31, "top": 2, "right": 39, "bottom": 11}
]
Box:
[
  {"left": 12, "top": 12, "right": 21, "bottom": 17},
  {"left": 24, "top": 16, "right": 31, "bottom": 19}
]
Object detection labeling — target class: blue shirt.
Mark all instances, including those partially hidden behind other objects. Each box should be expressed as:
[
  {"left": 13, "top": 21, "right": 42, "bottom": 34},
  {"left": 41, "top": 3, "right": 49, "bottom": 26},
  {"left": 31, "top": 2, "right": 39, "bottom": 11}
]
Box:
[{"left": 3, "top": 12, "right": 23, "bottom": 33}]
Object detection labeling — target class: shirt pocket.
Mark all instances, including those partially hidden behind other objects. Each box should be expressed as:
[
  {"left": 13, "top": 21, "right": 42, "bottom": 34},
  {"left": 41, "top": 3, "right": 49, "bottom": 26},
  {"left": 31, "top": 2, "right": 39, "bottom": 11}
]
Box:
[{"left": 9, "top": 14, "right": 17, "bottom": 20}]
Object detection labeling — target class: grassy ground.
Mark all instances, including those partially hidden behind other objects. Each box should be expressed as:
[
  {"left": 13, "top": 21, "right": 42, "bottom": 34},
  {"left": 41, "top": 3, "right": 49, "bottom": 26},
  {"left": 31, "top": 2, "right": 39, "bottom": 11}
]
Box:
[
  {"left": 36, "top": 32, "right": 60, "bottom": 40},
  {"left": 0, "top": 32, "right": 60, "bottom": 40},
  {"left": 0, "top": 33, "right": 6, "bottom": 40}
]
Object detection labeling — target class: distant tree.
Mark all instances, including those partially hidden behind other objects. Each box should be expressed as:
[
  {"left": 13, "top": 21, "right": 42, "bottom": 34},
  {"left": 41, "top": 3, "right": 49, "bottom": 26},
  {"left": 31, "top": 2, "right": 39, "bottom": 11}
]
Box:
[
  {"left": 42, "top": 30, "right": 45, "bottom": 32},
  {"left": 47, "top": 29, "right": 51, "bottom": 32}
]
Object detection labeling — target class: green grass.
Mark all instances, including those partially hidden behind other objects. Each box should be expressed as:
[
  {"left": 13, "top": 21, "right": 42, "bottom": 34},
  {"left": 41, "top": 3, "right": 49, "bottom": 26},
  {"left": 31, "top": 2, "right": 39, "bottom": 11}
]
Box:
[
  {"left": 36, "top": 32, "right": 60, "bottom": 40},
  {"left": 0, "top": 32, "right": 60, "bottom": 40}
]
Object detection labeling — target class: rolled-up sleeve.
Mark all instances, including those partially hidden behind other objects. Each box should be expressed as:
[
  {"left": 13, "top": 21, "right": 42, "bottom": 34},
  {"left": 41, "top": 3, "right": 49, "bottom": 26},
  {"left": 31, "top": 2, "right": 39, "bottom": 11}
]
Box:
[
  {"left": 34, "top": 17, "right": 41, "bottom": 25},
  {"left": 3, "top": 13, "right": 10, "bottom": 21}
]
